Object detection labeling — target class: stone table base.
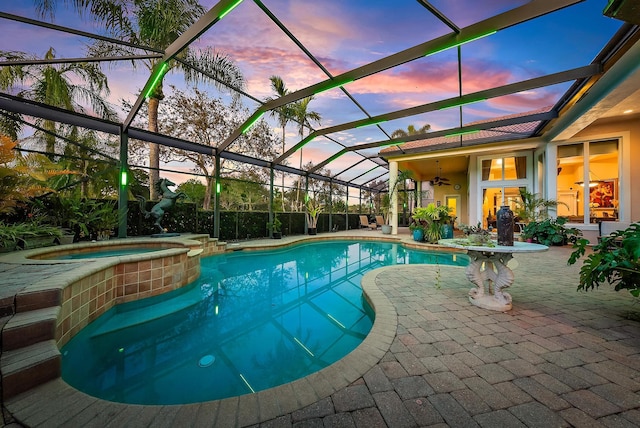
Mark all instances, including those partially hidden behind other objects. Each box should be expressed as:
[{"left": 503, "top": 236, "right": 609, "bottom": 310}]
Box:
[
  {"left": 466, "top": 250, "right": 514, "bottom": 311},
  {"left": 438, "top": 239, "right": 548, "bottom": 312}
]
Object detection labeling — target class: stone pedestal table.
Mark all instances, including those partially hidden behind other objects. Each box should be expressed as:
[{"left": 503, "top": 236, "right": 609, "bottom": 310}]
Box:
[{"left": 438, "top": 239, "right": 548, "bottom": 311}]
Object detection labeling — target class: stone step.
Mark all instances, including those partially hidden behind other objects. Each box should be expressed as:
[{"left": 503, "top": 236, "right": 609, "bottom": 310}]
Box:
[
  {"left": 1, "top": 339, "right": 61, "bottom": 400},
  {"left": 2, "top": 306, "right": 59, "bottom": 352},
  {"left": 0, "top": 294, "right": 14, "bottom": 317}
]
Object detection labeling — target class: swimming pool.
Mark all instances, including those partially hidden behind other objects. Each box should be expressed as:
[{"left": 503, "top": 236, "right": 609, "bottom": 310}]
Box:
[{"left": 61, "top": 240, "right": 468, "bottom": 405}]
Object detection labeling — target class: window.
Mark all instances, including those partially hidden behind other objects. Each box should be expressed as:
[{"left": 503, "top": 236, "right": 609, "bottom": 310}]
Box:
[
  {"left": 556, "top": 139, "right": 618, "bottom": 224},
  {"left": 479, "top": 153, "right": 530, "bottom": 228},
  {"left": 483, "top": 187, "right": 523, "bottom": 229},
  {"left": 481, "top": 156, "right": 527, "bottom": 181}
]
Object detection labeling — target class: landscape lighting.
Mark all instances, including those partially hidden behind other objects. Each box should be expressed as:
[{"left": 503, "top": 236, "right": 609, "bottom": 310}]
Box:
[
  {"left": 241, "top": 110, "right": 265, "bottom": 134},
  {"left": 445, "top": 130, "right": 479, "bottom": 138},
  {"left": 314, "top": 78, "right": 354, "bottom": 95},
  {"left": 219, "top": 0, "right": 243, "bottom": 19},
  {"left": 356, "top": 119, "right": 387, "bottom": 129},
  {"left": 144, "top": 63, "right": 168, "bottom": 99},
  {"left": 425, "top": 31, "right": 497, "bottom": 57}
]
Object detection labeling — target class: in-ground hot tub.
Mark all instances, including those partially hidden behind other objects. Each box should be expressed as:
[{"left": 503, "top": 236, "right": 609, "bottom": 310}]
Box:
[{"left": 27, "top": 240, "right": 185, "bottom": 260}]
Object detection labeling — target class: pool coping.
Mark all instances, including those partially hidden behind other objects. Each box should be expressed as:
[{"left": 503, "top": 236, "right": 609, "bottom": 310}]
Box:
[
  {"left": 5, "top": 263, "right": 401, "bottom": 427},
  {"left": 4, "top": 232, "right": 466, "bottom": 426}
]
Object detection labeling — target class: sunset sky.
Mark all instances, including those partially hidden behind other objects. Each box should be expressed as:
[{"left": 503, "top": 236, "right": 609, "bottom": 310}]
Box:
[{"left": 0, "top": 0, "right": 623, "bottom": 187}]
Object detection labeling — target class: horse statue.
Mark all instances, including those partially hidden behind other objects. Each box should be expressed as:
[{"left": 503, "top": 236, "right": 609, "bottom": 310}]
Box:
[{"left": 137, "top": 178, "right": 186, "bottom": 234}]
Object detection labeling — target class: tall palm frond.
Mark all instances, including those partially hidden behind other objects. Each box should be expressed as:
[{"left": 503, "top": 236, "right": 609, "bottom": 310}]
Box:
[
  {"left": 184, "top": 48, "right": 245, "bottom": 96},
  {"left": 266, "top": 75, "right": 294, "bottom": 211},
  {"left": 55, "top": 0, "right": 245, "bottom": 199},
  {"left": 291, "top": 96, "right": 321, "bottom": 210},
  {"left": 391, "top": 124, "right": 431, "bottom": 139}
]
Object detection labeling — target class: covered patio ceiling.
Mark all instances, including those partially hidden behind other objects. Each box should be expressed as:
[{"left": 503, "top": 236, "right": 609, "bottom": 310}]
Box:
[{"left": 0, "top": 0, "right": 638, "bottom": 191}]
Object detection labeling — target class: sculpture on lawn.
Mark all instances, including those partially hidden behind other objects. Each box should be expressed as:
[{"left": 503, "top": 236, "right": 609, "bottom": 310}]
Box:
[{"left": 137, "top": 178, "right": 186, "bottom": 234}]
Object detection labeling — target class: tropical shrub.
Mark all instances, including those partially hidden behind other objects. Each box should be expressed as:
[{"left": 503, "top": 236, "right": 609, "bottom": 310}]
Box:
[
  {"left": 412, "top": 203, "right": 452, "bottom": 243},
  {"left": 521, "top": 217, "right": 581, "bottom": 246},
  {"left": 514, "top": 189, "right": 567, "bottom": 223},
  {"left": 568, "top": 223, "right": 640, "bottom": 296}
]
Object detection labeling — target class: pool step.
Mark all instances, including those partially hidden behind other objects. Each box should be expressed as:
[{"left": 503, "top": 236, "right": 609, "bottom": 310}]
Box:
[
  {"left": 1, "top": 339, "right": 61, "bottom": 399},
  {"left": 2, "top": 306, "right": 59, "bottom": 352}
]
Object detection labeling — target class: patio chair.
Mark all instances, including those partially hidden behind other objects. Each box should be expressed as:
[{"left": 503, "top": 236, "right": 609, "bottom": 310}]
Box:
[
  {"left": 359, "top": 215, "right": 377, "bottom": 230},
  {"left": 375, "top": 215, "right": 385, "bottom": 227}
]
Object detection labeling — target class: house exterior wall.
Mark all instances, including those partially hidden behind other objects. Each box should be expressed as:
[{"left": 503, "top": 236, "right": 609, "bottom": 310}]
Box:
[
  {"left": 384, "top": 115, "right": 638, "bottom": 236},
  {"left": 572, "top": 115, "right": 640, "bottom": 223}
]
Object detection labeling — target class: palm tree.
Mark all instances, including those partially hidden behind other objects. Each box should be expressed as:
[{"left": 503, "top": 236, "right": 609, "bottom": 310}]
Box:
[
  {"left": 25, "top": 48, "right": 115, "bottom": 156},
  {"left": 292, "top": 96, "right": 321, "bottom": 211},
  {"left": 391, "top": 124, "right": 431, "bottom": 139},
  {"left": 0, "top": 48, "right": 116, "bottom": 153},
  {"left": 267, "top": 76, "right": 294, "bottom": 211},
  {"left": 34, "top": 0, "right": 245, "bottom": 200},
  {"left": 0, "top": 51, "right": 28, "bottom": 139}
]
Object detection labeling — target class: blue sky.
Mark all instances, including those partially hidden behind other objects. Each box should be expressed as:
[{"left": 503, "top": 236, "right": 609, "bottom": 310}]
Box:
[{"left": 0, "top": 0, "right": 623, "bottom": 186}]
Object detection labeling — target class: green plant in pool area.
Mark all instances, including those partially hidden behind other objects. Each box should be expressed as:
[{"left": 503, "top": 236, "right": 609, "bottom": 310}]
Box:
[
  {"left": 568, "top": 223, "right": 640, "bottom": 296},
  {"left": 0, "top": 221, "right": 62, "bottom": 250},
  {"left": 381, "top": 170, "right": 412, "bottom": 225},
  {"left": 0, "top": 222, "right": 21, "bottom": 250},
  {"left": 514, "top": 189, "right": 567, "bottom": 223},
  {"left": 521, "top": 217, "right": 581, "bottom": 246},
  {"left": 305, "top": 198, "right": 323, "bottom": 229},
  {"left": 458, "top": 222, "right": 492, "bottom": 245},
  {"left": 412, "top": 203, "right": 452, "bottom": 243},
  {"left": 266, "top": 216, "right": 282, "bottom": 234}
]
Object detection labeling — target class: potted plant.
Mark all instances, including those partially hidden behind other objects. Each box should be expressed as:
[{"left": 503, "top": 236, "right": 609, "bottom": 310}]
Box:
[
  {"left": 0, "top": 220, "right": 63, "bottom": 250},
  {"left": 409, "top": 220, "right": 425, "bottom": 242},
  {"left": 412, "top": 203, "right": 452, "bottom": 243},
  {"left": 459, "top": 222, "right": 492, "bottom": 245},
  {"left": 32, "top": 196, "right": 79, "bottom": 244},
  {"left": 568, "top": 223, "right": 640, "bottom": 296},
  {"left": 521, "top": 217, "right": 581, "bottom": 246},
  {"left": 380, "top": 170, "right": 412, "bottom": 235},
  {"left": 305, "top": 198, "right": 323, "bottom": 235},
  {"left": 267, "top": 215, "right": 282, "bottom": 239}
]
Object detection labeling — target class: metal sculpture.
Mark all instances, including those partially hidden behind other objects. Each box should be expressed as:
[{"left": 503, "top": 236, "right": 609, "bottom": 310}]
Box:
[{"left": 137, "top": 178, "right": 185, "bottom": 234}]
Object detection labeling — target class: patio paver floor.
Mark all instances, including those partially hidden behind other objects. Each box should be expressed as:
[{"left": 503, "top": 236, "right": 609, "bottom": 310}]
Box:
[{"left": 2, "top": 230, "right": 640, "bottom": 427}]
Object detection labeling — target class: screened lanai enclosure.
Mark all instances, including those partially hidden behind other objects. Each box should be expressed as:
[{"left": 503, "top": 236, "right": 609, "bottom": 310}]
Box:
[{"left": 0, "top": 0, "right": 631, "bottom": 240}]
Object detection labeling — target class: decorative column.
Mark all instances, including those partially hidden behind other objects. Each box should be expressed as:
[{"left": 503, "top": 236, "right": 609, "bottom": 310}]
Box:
[{"left": 389, "top": 161, "right": 398, "bottom": 235}]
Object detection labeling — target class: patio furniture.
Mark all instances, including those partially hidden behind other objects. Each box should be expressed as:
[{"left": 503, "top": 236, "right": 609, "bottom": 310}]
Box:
[
  {"left": 359, "top": 215, "right": 377, "bottom": 230},
  {"left": 438, "top": 239, "right": 548, "bottom": 311},
  {"left": 375, "top": 215, "right": 385, "bottom": 227}
]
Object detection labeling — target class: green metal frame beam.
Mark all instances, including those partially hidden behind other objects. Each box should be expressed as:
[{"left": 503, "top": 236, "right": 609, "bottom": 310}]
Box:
[{"left": 219, "top": 0, "right": 580, "bottom": 153}]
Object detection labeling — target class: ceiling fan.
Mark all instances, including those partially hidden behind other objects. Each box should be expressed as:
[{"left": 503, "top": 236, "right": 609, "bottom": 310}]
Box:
[{"left": 429, "top": 160, "right": 451, "bottom": 186}]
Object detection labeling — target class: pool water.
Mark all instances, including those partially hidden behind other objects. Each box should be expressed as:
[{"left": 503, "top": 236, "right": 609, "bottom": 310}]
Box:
[
  {"left": 47, "top": 247, "right": 163, "bottom": 259},
  {"left": 61, "top": 240, "right": 468, "bottom": 405}
]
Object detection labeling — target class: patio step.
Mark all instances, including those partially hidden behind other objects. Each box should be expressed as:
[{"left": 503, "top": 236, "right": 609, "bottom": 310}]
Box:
[
  {"left": 0, "top": 294, "right": 14, "bottom": 317},
  {"left": 1, "top": 339, "right": 61, "bottom": 400},
  {"left": 2, "top": 307, "right": 59, "bottom": 352}
]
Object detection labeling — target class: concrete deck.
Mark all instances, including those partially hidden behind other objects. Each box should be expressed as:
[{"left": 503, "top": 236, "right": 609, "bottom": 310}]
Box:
[{"left": 2, "top": 229, "right": 640, "bottom": 427}]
